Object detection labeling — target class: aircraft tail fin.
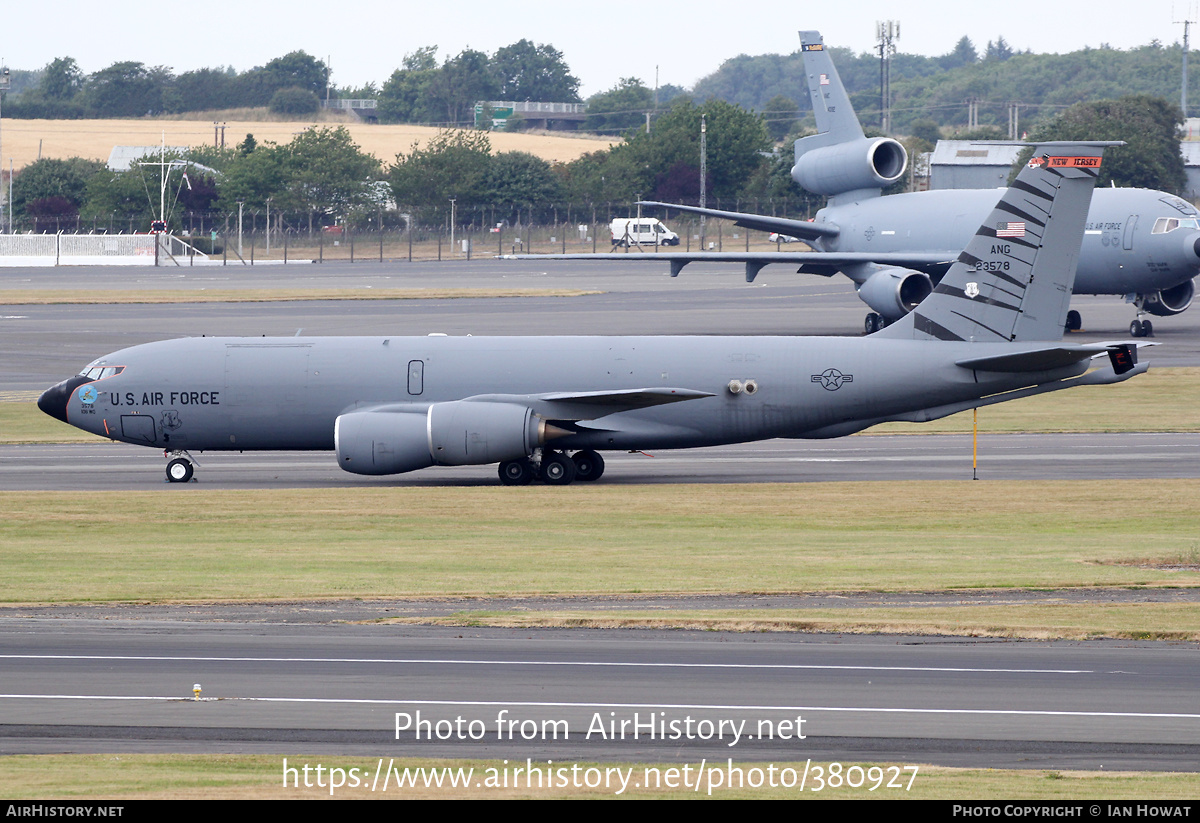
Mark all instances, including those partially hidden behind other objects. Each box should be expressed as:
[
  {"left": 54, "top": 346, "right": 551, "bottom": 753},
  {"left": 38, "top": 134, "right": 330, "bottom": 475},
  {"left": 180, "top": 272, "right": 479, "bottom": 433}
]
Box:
[
  {"left": 878, "top": 142, "right": 1116, "bottom": 343},
  {"left": 792, "top": 32, "right": 907, "bottom": 201},
  {"left": 798, "top": 31, "right": 865, "bottom": 143}
]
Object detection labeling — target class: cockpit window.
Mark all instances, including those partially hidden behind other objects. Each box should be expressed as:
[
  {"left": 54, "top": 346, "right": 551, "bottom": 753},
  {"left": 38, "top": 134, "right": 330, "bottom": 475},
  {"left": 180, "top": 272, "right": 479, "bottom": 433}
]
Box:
[
  {"left": 78, "top": 366, "right": 125, "bottom": 380},
  {"left": 1152, "top": 217, "right": 1200, "bottom": 234}
]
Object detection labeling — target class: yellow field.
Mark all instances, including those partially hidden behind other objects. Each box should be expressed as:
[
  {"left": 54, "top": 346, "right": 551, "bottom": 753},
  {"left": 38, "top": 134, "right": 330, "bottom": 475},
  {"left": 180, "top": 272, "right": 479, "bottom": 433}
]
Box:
[{"left": 0, "top": 114, "right": 616, "bottom": 170}]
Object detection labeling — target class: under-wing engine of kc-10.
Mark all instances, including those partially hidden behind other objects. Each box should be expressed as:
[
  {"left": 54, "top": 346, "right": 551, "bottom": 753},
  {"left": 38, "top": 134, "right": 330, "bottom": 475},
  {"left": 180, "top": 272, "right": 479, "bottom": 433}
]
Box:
[
  {"left": 40, "top": 143, "right": 1148, "bottom": 485},
  {"left": 521, "top": 30, "right": 1200, "bottom": 338}
]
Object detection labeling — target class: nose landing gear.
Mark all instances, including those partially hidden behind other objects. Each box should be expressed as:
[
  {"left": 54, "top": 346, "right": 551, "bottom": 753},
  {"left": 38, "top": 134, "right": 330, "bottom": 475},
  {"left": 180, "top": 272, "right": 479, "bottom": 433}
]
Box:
[
  {"left": 164, "top": 450, "right": 197, "bottom": 483},
  {"left": 1128, "top": 295, "right": 1155, "bottom": 338}
]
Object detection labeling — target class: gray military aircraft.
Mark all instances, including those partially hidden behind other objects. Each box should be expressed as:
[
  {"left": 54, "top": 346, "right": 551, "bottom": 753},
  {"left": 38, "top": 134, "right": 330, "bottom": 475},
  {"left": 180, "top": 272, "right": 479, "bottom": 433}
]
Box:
[
  {"left": 39, "top": 142, "right": 1147, "bottom": 485},
  {"left": 522, "top": 31, "right": 1200, "bottom": 339}
]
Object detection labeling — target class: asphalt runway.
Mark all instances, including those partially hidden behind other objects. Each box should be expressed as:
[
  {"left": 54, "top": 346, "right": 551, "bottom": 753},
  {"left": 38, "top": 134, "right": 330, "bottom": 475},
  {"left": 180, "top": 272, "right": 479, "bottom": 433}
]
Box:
[
  {"left": 2, "top": 259, "right": 1199, "bottom": 776},
  {"left": 3, "top": 621, "right": 1199, "bottom": 775},
  {"left": 2, "top": 432, "right": 1198, "bottom": 489}
]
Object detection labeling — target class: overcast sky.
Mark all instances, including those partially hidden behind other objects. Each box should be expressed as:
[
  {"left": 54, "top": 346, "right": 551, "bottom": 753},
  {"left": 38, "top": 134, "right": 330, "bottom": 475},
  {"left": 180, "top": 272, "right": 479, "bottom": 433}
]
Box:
[{"left": 3, "top": 1, "right": 1192, "bottom": 97}]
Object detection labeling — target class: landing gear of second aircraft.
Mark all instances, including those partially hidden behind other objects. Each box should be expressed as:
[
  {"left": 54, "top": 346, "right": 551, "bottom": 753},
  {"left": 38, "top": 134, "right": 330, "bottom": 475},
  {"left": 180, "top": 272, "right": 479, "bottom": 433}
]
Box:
[
  {"left": 864, "top": 313, "right": 891, "bottom": 334},
  {"left": 1130, "top": 318, "right": 1155, "bottom": 338}
]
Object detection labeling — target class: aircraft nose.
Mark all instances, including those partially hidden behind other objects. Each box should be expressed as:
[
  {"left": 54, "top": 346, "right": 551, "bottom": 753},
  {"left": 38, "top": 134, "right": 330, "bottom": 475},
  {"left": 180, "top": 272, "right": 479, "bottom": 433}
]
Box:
[{"left": 37, "top": 376, "right": 89, "bottom": 423}]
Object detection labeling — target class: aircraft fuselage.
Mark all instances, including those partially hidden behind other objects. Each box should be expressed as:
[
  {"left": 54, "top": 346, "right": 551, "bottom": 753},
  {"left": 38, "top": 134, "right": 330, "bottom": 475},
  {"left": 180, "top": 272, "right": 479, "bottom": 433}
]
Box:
[
  {"left": 47, "top": 335, "right": 1089, "bottom": 456},
  {"left": 819, "top": 187, "right": 1200, "bottom": 295}
]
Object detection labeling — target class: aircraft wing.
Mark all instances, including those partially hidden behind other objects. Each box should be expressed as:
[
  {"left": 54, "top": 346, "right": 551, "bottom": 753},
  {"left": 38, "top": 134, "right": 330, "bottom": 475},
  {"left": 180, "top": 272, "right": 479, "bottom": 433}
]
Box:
[
  {"left": 505, "top": 251, "right": 956, "bottom": 282},
  {"left": 637, "top": 200, "right": 840, "bottom": 242},
  {"left": 465, "top": 387, "right": 714, "bottom": 420}
]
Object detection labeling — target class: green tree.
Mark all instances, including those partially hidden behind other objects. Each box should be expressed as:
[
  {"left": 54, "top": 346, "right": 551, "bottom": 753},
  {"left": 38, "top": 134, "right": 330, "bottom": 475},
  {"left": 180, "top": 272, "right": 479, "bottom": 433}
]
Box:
[
  {"left": 40, "top": 57, "right": 84, "bottom": 100},
  {"left": 175, "top": 67, "right": 239, "bottom": 112},
  {"left": 585, "top": 78, "right": 653, "bottom": 133},
  {"left": 940, "top": 36, "right": 978, "bottom": 70},
  {"left": 484, "top": 151, "right": 563, "bottom": 220},
  {"left": 909, "top": 118, "right": 942, "bottom": 147},
  {"left": 276, "top": 126, "right": 380, "bottom": 221},
  {"left": 556, "top": 149, "right": 643, "bottom": 204},
  {"left": 388, "top": 129, "right": 492, "bottom": 212},
  {"left": 378, "top": 49, "right": 440, "bottom": 123},
  {"left": 11, "top": 157, "right": 104, "bottom": 218},
  {"left": 85, "top": 62, "right": 174, "bottom": 116},
  {"left": 1013, "top": 95, "right": 1185, "bottom": 192},
  {"left": 491, "top": 40, "right": 580, "bottom": 102},
  {"left": 218, "top": 142, "right": 289, "bottom": 210},
  {"left": 238, "top": 52, "right": 328, "bottom": 107},
  {"left": 762, "top": 95, "right": 800, "bottom": 141},
  {"left": 269, "top": 87, "right": 320, "bottom": 115},
  {"left": 617, "top": 98, "right": 771, "bottom": 201},
  {"left": 424, "top": 50, "right": 499, "bottom": 125}
]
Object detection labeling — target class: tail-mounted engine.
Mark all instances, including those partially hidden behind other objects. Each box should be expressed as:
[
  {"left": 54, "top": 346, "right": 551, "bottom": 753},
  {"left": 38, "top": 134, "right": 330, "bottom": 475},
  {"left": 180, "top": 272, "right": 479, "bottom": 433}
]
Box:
[{"left": 791, "top": 136, "right": 908, "bottom": 196}]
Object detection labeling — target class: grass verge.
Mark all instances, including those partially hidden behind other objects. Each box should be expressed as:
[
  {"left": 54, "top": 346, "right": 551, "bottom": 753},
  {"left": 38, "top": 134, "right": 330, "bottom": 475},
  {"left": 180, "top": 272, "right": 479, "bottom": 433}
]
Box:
[
  {"left": 1, "top": 482, "right": 1197, "bottom": 608},
  {"left": 0, "top": 754, "right": 1196, "bottom": 799},
  {"left": 409, "top": 602, "right": 1200, "bottom": 641}
]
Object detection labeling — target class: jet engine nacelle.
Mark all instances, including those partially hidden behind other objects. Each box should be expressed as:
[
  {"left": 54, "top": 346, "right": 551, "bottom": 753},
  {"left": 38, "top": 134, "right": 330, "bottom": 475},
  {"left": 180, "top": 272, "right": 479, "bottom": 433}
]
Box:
[
  {"left": 335, "top": 409, "right": 434, "bottom": 475},
  {"left": 1142, "top": 278, "right": 1195, "bottom": 317},
  {"left": 791, "top": 136, "right": 908, "bottom": 196},
  {"left": 427, "top": 400, "right": 542, "bottom": 466},
  {"left": 336, "top": 401, "right": 550, "bottom": 475},
  {"left": 855, "top": 267, "right": 934, "bottom": 321}
]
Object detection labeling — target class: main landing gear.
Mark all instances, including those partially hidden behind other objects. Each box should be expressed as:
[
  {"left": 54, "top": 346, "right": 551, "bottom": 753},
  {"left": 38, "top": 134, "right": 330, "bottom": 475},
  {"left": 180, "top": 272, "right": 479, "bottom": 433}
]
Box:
[
  {"left": 164, "top": 450, "right": 197, "bottom": 483},
  {"left": 497, "top": 449, "right": 606, "bottom": 486},
  {"left": 863, "top": 313, "right": 890, "bottom": 335}
]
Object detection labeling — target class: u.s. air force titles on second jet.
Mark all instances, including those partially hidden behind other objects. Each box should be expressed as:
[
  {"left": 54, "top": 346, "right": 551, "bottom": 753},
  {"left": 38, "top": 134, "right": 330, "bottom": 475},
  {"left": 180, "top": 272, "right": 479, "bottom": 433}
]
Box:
[
  {"left": 38, "top": 142, "right": 1149, "bottom": 485},
  {"left": 517, "top": 31, "right": 1200, "bottom": 339}
]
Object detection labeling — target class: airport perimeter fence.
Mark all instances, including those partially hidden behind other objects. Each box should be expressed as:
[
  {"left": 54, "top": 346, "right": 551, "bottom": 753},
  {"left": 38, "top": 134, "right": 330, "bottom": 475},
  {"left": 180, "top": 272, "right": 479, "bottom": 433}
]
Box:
[{"left": 0, "top": 200, "right": 815, "bottom": 265}]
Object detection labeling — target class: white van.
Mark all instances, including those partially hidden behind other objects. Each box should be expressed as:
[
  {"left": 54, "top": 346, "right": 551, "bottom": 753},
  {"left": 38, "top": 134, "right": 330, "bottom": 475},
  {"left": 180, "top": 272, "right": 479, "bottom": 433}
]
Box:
[{"left": 610, "top": 218, "right": 680, "bottom": 246}]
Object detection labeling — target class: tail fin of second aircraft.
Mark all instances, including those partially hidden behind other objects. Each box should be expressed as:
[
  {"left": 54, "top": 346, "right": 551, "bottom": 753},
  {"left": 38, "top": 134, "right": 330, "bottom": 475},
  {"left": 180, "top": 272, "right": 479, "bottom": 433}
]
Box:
[
  {"left": 878, "top": 142, "right": 1115, "bottom": 343},
  {"left": 792, "top": 31, "right": 908, "bottom": 201},
  {"left": 798, "top": 31, "right": 864, "bottom": 144}
]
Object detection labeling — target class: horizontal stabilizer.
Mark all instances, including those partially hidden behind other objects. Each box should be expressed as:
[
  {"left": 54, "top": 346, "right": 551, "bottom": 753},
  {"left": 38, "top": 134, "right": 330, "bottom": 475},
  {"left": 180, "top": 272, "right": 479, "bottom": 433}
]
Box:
[
  {"left": 957, "top": 341, "right": 1153, "bottom": 374},
  {"left": 957, "top": 345, "right": 1118, "bottom": 373}
]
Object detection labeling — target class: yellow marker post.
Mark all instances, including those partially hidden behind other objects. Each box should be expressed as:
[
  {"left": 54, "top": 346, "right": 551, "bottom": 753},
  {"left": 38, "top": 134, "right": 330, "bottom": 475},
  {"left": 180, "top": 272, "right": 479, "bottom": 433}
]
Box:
[{"left": 972, "top": 408, "right": 979, "bottom": 480}]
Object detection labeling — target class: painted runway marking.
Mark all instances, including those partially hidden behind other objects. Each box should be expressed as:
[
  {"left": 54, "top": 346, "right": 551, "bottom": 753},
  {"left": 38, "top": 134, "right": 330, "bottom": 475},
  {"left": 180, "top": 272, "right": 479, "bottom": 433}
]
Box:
[
  {"left": 0, "top": 654, "right": 1090, "bottom": 675},
  {"left": 1, "top": 694, "right": 1198, "bottom": 721}
]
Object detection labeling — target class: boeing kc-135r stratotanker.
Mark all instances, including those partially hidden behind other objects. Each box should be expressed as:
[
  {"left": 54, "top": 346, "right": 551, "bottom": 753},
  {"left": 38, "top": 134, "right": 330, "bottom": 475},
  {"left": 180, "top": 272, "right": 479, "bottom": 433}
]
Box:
[
  {"left": 524, "top": 31, "right": 1200, "bottom": 338},
  {"left": 39, "top": 143, "right": 1148, "bottom": 485}
]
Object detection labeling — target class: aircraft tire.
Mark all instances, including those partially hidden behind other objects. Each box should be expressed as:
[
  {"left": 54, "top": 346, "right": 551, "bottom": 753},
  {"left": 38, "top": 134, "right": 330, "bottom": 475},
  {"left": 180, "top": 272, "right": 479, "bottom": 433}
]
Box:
[
  {"left": 1066, "top": 310, "right": 1082, "bottom": 332},
  {"left": 166, "top": 458, "right": 193, "bottom": 483},
  {"left": 539, "top": 452, "right": 576, "bottom": 485},
  {"left": 1130, "top": 319, "right": 1151, "bottom": 338},
  {"left": 864, "top": 313, "right": 881, "bottom": 335},
  {"left": 1143, "top": 320, "right": 1154, "bottom": 337},
  {"left": 498, "top": 459, "right": 535, "bottom": 486},
  {"left": 572, "top": 450, "right": 605, "bottom": 482}
]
